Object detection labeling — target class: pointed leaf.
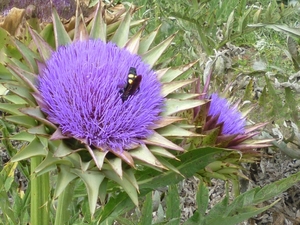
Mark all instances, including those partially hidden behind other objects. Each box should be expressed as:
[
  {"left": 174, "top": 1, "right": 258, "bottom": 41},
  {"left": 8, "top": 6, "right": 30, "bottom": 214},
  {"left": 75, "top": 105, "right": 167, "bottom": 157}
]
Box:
[
  {"left": 103, "top": 170, "right": 138, "bottom": 207},
  {"left": 130, "top": 144, "right": 166, "bottom": 169},
  {"left": 6, "top": 63, "right": 38, "bottom": 92},
  {"left": 0, "top": 103, "right": 26, "bottom": 115},
  {"left": 11, "top": 137, "right": 47, "bottom": 162},
  {"left": 144, "top": 131, "right": 184, "bottom": 151},
  {"left": 159, "top": 61, "right": 198, "bottom": 83},
  {"left": 2, "top": 95, "right": 27, "bottom": 104},
  {"left": 168, "top": 93, "right": 201, "bottom": 100},
  {"left": 73, "top": 5, "right": 89, "bottom": 42},
  {"left": 53, "top": 141, "right": 74, "bottom": 157},
  {"left": 28, "top": 26, "right": 53, "bottom": 61},
  {"left": 90, "top": 2, "right": 106, "bottom": 41},
  {"left": 142, "top": 34, "right": 175, "bottom": 67},
  {"left": 106, "top": 157, "right": 123, "bottom": 178},
  {"left": 156, "top": 156, "right": 182, "bottom": 176},
  {"left": 154, "top": 116, "right": 183, "bottom": 129},
  {"left": 28, "top": 125, "right": 49, "bottom": 136},
  {"left": 93, "top": 150, "right": 107, "bottom": 170},
  {"left": 11, "top": 38, "right": 39, "bottom": 73},
  {"left": 123, "top": 169, "right": 139, "bottom": 191},
  {"left": 3, "top": 84, "right": 36, "bottom": 106},
  {"left": 6, "top": 115, "right": 37, "bottom": 128},
  {"left": 54, "top": 165, "right": 77, "bottom": 198},
  {"left": 9, "top": 131, "right": 35, "bottom": 142},
  {"left": 149, "top": 146, "right": 177, "bottom": 159},
  {"left": 52, "top": 7, "right": 71, "bottom": 47},
  {"left": 72, "top": 169, "right": 105, "bottom": 215},
  {"left": 157, "top": 124, "right": 198, "bottom": 137},
  {"left": 99, "top": 178, "right": 108, "bottom": 204},
  {"left": 138, "top": 25, "right": 161, "bottom": 54},
  {"left": 161, "top": 79, "right": 197, "bottom": 97},
  {"left": 112, "top": 149, "right": 135, "bottom": 168},
  {"left": 34, "top": 152, "right": 71, "bottom": 176},
  {"left": 20, "top": 107, "right": 57, "bottom": 129},
  {"left": 163, "top": 99, "right": 206, "bottom": 116},
  {"left": 111, "top": 8, "right": 132, "bottom": 47},
  {"left": 125, "top": 25, "right": 144, "bottom": 54}
]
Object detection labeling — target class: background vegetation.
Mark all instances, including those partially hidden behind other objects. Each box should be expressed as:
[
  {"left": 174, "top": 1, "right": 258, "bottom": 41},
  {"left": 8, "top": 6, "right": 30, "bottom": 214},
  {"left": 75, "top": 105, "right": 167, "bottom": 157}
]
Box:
[{"left": 1, "top": 0, "right": 300, "bottom": 224}]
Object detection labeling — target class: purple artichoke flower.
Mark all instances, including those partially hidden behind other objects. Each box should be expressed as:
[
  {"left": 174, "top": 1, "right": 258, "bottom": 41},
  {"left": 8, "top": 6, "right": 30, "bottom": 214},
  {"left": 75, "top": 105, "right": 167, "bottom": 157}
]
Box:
[
  {"left": 207, "top": 93, "right": 246, "bottom": 135},
  {"left": 38, "top": 39, "right": 163, "bottom": 153}
]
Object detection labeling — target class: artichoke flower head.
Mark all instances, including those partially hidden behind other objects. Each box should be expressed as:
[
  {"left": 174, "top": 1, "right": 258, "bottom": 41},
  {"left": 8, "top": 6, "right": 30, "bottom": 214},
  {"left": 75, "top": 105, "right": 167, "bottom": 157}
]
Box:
[{"left": 0, "top": 2, "right": 205, "bottom": 214}]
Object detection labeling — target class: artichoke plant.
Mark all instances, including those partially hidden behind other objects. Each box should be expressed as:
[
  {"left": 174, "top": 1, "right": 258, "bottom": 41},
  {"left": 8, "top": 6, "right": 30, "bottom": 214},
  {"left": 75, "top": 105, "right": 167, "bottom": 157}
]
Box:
[
  {"left": 187, "top": 70, "right": 273, "bottom": 189},
  {"left": 0, "top": 2, "right": 204, "bottom": 221}
]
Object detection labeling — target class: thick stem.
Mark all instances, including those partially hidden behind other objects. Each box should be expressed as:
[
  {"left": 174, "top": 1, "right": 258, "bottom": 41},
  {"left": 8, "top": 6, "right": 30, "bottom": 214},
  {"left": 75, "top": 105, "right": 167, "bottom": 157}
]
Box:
[
  {"left": 31, "top": 156, "right": 50, "bottom": 225},
  {"left": 54, "top": 181, "right": 76, "bottom": 225}
]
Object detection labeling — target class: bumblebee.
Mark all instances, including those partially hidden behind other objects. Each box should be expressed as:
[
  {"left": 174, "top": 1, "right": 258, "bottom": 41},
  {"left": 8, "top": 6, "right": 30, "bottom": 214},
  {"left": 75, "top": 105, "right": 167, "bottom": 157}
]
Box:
[{"left": 120, "top": 67, "right": 142, "bottom": 102}]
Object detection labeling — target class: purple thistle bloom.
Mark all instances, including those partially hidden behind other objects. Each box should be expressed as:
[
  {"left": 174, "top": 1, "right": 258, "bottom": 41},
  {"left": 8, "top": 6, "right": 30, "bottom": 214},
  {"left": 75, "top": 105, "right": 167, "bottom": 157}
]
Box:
[
  {"left": 38, "top": 40, "right": 163, "bottom": 152},
  {"left": 208, "top": 93, "right": 246, "bottom": 135}
]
